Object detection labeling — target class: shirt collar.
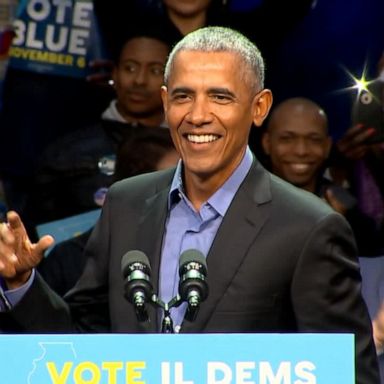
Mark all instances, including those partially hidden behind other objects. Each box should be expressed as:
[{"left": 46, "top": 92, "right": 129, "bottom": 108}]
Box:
[
  {"left": 168, "top": 147, "right": 254, "bottom": 216},
  {"left": 101, "top": 100, "right": 127, "bottom": 123}
]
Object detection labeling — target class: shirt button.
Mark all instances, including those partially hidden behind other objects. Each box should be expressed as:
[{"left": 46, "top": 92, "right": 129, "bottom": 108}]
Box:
[{"left": 174, "top": 325, "right": 181, "bottom": 333}]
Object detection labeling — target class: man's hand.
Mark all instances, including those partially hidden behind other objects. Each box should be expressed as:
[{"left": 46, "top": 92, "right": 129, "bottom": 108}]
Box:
[
  {"left": 372, "top": 302, "right": 384, "bottom": 354},
  {"left": 336, "top": 124, "right": 376, "bottom": 160},
  {"left": 0, "top": 211, "right": 54, "bottom": 289},
  {"left": 323, "top": 188, "right": 348, "bottom": 215}
]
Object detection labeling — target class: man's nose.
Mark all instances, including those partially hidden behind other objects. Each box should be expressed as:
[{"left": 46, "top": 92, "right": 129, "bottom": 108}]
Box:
[
  {"left": 133, "top": 68, "right": 148, "bottom": 85},
  {"left": 294, "top": 139, "right": 309, "bottom": 155},
  {"left": 186, "top": 97, "right": 212, "bottom": 126}
]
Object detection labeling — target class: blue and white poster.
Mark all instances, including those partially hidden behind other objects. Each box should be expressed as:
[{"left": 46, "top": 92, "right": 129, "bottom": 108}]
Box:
[
  {"left": 0, "top": 333, "right": 354, "bottom": 383},
  {"left": 8, "top": 0, "right": 107, "bottom": 78}
]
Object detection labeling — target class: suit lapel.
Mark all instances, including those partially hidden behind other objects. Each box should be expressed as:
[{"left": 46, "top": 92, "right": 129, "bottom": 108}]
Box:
[
  {"left": 135, "top": 177, "right": 172, "bottom": 331},
  {"left": 181, "top": 160, "right": 272, "bottom": 332}
]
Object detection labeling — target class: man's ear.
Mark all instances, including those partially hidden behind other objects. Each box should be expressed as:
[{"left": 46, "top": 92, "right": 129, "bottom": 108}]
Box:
[
  {"left": 161, "top": 85, "right": 168, "bottom": 113},
  {"left": 253, "top": 89, "right": 273, "bottom": 127},
  {"left": 261, "top": 131, "right": 271, "bottom": 155}
]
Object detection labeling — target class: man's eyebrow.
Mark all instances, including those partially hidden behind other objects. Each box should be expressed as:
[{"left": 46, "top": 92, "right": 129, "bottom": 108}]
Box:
[
  {"left": 208, "top": 87, "right": 236, "bottom": 98},
  {"left": 170, "top": 87, "right": 236, "bottom": 98},
  {"left": 170, "top": 87, "right": 193, "bottom": 96},
  {"left": 121, "top": 59, "right": 165, "bottom": 66}
]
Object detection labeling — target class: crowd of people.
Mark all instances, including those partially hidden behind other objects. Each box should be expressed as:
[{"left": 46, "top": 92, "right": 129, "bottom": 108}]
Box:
[
  {"left": 0, "top": 1, "right": 383, "bottom": 383},
  {"left": 21, "top": 26, "right": 174, "bottom": 239}
]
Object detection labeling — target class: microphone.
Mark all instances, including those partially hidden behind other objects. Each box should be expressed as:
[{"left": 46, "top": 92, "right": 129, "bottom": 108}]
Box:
[
  {"left": 178, "top": 249, "right": 209, "bottom": 322},
  {"left": 121, "top": 250, "right": 153, "bottom": 322}
]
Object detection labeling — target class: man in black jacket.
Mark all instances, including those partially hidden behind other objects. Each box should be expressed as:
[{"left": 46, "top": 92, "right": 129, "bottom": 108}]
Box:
[{"left": 0, "top": 27, "right": 379, "bottom": 384}]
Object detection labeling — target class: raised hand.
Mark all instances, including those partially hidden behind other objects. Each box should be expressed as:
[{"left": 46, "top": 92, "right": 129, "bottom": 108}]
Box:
[
  {"left": 0, "top": 211, "right": 54, "bottom": 289},
  {"left": 336, "top": 124, "right": 376, "bottom": 160}
]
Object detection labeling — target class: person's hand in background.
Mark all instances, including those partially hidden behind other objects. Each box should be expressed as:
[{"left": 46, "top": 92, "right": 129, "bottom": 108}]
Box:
[
  {"left": 323, "top": 184, "right": 357, "bottom": 216},
  {"left": 336, "top": 124, "right": 377, "bottom": 160},
  {"left": 372, "top": 301, "right": 384, "bottom": 354}
]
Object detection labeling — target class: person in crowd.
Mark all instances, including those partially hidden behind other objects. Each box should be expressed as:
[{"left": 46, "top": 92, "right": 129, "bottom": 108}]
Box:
[
  {"left": 0, "top": 27, "right": 379, "bottom": 383},
  {"left": 0, "top": 0, "right": 115, "bottom": 215},
  {"left": 22, "top": 28, "right": 172, "bottom": 239},
  {"left": 331, "top": 124, "right": 384, "bottom": 238},
  {"left": 328, "top": 52, "right": 384, "bottom": 255},
  {"left": 337, "top": 53, "right": 384, "bottom": 362},
  {"left": 129, "top": 0, "right": 314, "bottom": 39},
  {"left": 94, "top": 0, "right": 315, "bottom": 157},
  {"left": 95, "top": 0, "right": 314, "bottom": 74},
  {"left": 261, "top": 97, "right": 382, "bottom": 256},
  {"left": 37, "top": 128, "right": 179, "bottom": 297},
  {"left": 261, "top": 97, "right": 332, "bottom": 192},
  {"left": 151, "top": 0, "right": 228, "bottom": 37}
]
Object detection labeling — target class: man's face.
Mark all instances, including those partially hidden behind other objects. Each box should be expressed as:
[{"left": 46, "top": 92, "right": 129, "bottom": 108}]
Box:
[
  {"left": 162, "top": 50, "right": 271, "bottom": 187},
  {"left": 112, "top": 37, "right": 169, "bottom": 120},
  {"left": 262, "top": 108, "right": 332, "bottom": 192}
]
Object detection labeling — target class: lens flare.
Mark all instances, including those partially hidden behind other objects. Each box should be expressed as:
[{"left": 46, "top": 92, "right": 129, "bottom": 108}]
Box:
[{"left": 338, "top": 62, "right": 376, "bottom": 103}]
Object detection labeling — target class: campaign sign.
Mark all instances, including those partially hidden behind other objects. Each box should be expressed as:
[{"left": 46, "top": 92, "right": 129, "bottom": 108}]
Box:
[
  {"left": 8, "top": 0, "right": 106, "bottom": 78},
  {"left": 0, "top": 333, "right": 354, "bottom": 383},
  {"left": 36, "top": 208, "right": 101, "bottom": 254}
]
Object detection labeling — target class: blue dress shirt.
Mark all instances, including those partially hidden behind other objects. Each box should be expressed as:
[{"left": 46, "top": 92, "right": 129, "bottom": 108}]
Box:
[
  {"left": 159, "top": 147, "right": 253, "bottom": 331},
  {"left": 0, "top": 269, "right": 35, "bottom": 311}
]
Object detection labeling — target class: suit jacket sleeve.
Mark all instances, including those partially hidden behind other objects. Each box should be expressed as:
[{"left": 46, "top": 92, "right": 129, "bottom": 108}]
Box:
[{"left": 291, "top": 212, "right": 379, "bottom": 383}]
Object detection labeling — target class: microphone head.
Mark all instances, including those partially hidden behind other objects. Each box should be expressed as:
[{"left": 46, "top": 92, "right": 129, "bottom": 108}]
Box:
[
  {"left": 121, "top": 250, "right": 153, "bottom": 322},
  {"left": 179, "top": 249, "right": 207, "bottom": 275},
  {"left": 178, "top": 249, "right": 208, "bottom": 302},
  {"left": 121, "top": 250, "right": 151, "bottom": 278}
]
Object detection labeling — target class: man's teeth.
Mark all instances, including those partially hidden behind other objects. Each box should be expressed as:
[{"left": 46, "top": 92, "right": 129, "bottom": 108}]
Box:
[{"left": 187, "top": 134, "right": 219, "bottom": 143}]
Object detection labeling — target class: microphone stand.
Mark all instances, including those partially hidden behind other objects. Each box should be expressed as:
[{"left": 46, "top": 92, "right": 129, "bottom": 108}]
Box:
[{"left": 151, "top": 294, "right": 183, "bottom": 333}]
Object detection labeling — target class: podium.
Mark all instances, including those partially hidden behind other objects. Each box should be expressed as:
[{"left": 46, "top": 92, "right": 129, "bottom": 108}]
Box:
[{"left": 0, "top": 333, "right": 354, "bottom": 383}]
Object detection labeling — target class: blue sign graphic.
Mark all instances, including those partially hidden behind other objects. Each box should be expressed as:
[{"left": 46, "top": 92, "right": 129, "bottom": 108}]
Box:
[
  {"left": 0, "top": 333, "right": 354, "bottom": 383},
  {"left": 8, "top": 0, "right": 107, "bottom": 78}
]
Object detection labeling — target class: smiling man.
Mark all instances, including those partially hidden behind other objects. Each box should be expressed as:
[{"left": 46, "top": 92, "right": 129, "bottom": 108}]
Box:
[
  {"left": 261, "top": 97, "right": 382, "bottom": 256},
  {"left": 0, "top": 27, "right": 379, "bottom": 384},
  {"left": 262, "top": 97, "right": 332, "bottom": 193},
  {"left": 161, "top": 35, "right": 271, "bottom": 210}
]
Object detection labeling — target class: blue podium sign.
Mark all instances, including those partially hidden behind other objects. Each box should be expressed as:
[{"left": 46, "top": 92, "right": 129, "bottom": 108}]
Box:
[{"left": 0, "top": 333, "right": 354, "bottom": 383}]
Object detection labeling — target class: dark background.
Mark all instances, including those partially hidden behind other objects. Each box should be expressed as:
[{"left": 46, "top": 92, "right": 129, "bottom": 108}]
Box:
[{"left": 266, "top": 0, "right": 384, "bottom": 139}]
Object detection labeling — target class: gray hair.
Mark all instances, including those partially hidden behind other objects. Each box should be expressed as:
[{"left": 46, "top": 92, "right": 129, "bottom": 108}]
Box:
[{"left": 164, "top": 26, "right": 265, "bottom": 94}]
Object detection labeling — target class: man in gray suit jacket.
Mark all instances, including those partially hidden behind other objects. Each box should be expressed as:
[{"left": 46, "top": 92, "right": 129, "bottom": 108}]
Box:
[{"left": 0, "top": 26, "right": 379, "bottom": 383}]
